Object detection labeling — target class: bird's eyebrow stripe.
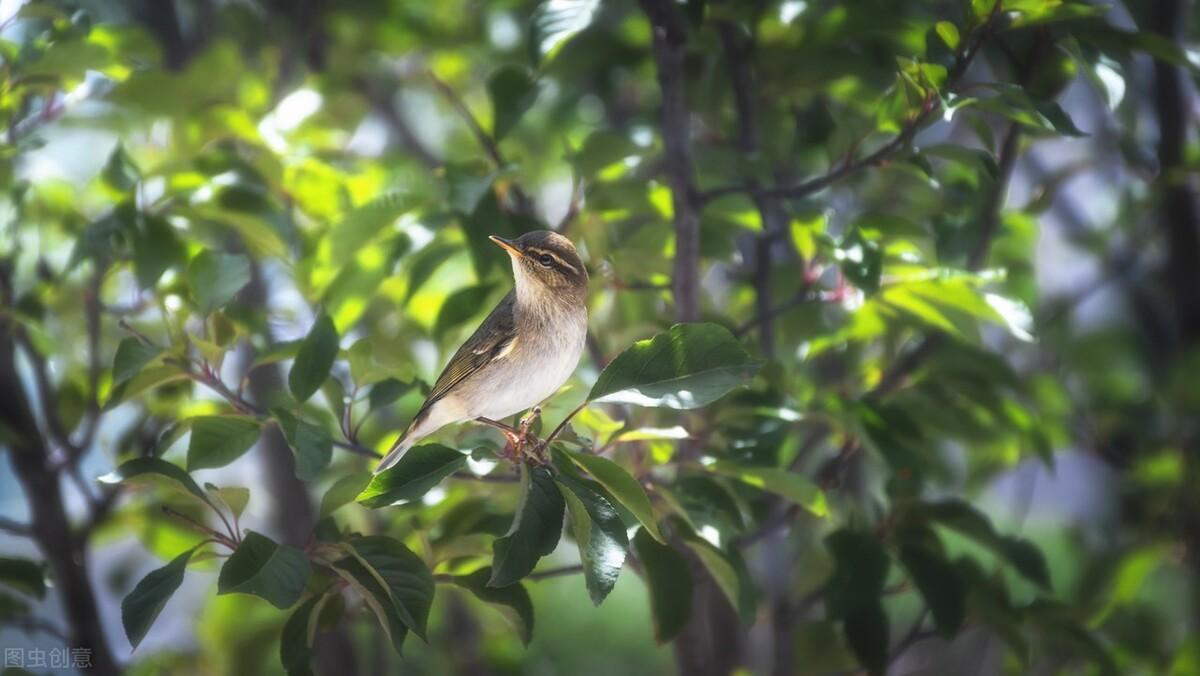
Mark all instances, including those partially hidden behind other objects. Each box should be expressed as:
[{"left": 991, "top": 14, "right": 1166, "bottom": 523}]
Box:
[{"left": 526, "top": 247, "right": 578, "bottom": 274}]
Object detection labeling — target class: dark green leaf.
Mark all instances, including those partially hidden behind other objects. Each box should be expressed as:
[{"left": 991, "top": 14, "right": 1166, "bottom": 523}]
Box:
[
  {"left": 328, "top": 552, "right": 408, "bottom": 654},
  {"left": 186, "top": 251, "right": 251, "bottom": 315},
  {"left": 998, "top": 536, "right": 1051, "bottom": 590},
  {"left": 280, "top": 594, "right": 328, "bottom": 673},
  {"left": 899, "top": 544, "right": 965, "bottom": 638},
  {"left": 489, "top": 465, "right": 565, "bottom": 587},
  {"left": 452, "top": 567, "right": 534, "bottom": 645},
  {"left": 588, "top": 323, "right": 762, "bottom": 410},
  {"left": 488, "top": 66, "right": 538, "bottom": 141},
  {"left": 843, "top": 601, "right": 888, "bottom": 676},
  {"left": 121, "top": 547, "right": 194, "bottom": 649},
  {"left": 557, "top": 448, "right": 664, "bottom": 542},
  {"left": 824, "top": 529, "right": 890, "bottom": 618},
  {"left": 556, "top": 471, "right": 628, "bottom": 605},
  {"left": 344, "top": 535, "right": 435, "bottom": 640},
  {"left": 0, "top": 558, "right": 45, "bottom": 599},
  {"left": 217, "top": 531, "right": 311, "bottom": 609},
  {"left": 288, "top": 314, "right": 339, "bottom": 403},
  {"left": 434, "top": 285, "right": 493, "bottom": 340},
  {"left": 631, "top": 528, "right": 692, "bottom": 643},
  {"left": 357, "top": 444, "right": 467, "bottom": 509},
  {"left": 186, "top": 415, "right": 262, "bottom": 471}
]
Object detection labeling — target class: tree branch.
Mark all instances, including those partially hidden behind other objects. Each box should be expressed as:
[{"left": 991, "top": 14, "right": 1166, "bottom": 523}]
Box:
[
  {"left": 427, "top": 70, "right": 535, "bottom": 216},
  {"left": 699, "top": 11, "right": 995, "bottom": 205},
  {"left": 639, "top": 0, "right": 702, "bottom": 322},
  {"left": 356, "top": 78, "right": 441, "bottom": 170}
]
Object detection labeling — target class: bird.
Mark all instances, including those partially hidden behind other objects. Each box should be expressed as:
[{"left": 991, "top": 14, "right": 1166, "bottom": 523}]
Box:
[{"left": 374, "top": 230, "right": 589, "bottom": 473}]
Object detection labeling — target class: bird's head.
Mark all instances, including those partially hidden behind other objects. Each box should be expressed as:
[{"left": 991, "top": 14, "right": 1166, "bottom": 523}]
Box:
[{"left": 490, "top": 231, "right": 588, "bottom": 301}]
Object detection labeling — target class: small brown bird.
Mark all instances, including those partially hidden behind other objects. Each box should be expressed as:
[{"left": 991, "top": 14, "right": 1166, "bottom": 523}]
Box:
[{"left": 374, "top": 231, "right": 589, "bottom": 473}]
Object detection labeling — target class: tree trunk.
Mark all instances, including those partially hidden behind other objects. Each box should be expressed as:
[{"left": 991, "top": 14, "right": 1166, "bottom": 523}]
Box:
[{"left": 0, "top": 269, "right": 119, "bottom": 675}]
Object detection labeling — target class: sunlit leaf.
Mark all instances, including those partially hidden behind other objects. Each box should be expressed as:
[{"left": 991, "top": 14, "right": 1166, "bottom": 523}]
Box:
[{"left": 588, "top": 323, "right": 762, "bottom": 410}]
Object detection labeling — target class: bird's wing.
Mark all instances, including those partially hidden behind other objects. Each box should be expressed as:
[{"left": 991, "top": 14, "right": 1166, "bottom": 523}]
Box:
[{"left": 415, "top": 290, "right": 518, "bottom": 417}]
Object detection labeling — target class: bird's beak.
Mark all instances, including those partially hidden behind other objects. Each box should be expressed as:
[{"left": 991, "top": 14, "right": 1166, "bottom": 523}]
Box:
[{"left": 489, "top": 235, "right": 522, "bottom": 258}]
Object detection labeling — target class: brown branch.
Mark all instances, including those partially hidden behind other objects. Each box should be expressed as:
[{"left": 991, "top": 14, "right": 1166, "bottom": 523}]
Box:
[{"left": 639, "top": 0, "right": 702, "bottom": 322}]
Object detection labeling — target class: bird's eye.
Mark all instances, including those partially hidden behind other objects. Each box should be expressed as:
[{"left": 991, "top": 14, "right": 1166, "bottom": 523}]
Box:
[{"left": 537, "top": 254, "right": 553, "bottom": 267}]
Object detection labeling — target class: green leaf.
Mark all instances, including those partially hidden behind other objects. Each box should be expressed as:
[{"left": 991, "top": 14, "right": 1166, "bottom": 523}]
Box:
[
  {"left": 556, "top": 472, "right": 628, "bottom": 605},
  {"left": 273, "top": 410, "right": 333, "bottom": 481},
  {"left": 186, "top": 251, "right": 251, "bottom": 315},
  {"left": 368, "top": 378, "right": 413, "bottom": 412},
  {"left": 708, "top": 462, "right": 827, "bottom": 517},
  {"left": 843, "top": 601, "right": 889, "bottom": 676},
  {"left": 489, "top": 465, "right": 565, "bottom": 587},
  {"left": 935, "top": 21, "right": 960, "bottom": 50},
  {"left": 998, "top": 537, "right": 1051, "bottom": 589},
  {"left": 631, "top": 528, "right": 692, "bottom": 643},
  {"left": 0, "top": 558, "right": 45, "bottom": 599},
  {"left": 531, "top": 0, "right": 600, "bottom": 63},
  {"left": 344, "top": 536, "right": 435, "bottom": 640},
  {"left": 899, "top": 544, "right": 965, "bottom": 638},
  {"left": 434, "top": 285, "right": 493, "bottom": 340},
  {"left": 319, "top": 471, "right": 372, "bottom": 517},
  {"left": 330, "top": 192, "right": 417, "bottom": 266},
  {"left": 133, "top": 215, "right": 185, "bottom": 289},
  {"left": 488, "top": 66, "right": 538, "bottom": 141},
  {"left": 288, "top": 314, "right": 339, "bottom": 404},
  {"left": 557, "top": 448, "right": 664, "bottom": 543},
  {"left": 824, "top": 529, "right": 890, "bottom": 618},
  {"left": 104, "top": 364, "right": 188, "bottom": 409},
  {"left": 121, "top": 547, "right": 195, "bottom": 649},
  {"left": 679, "top": 533, "right": 749, "bottom": 622},
  {"left": 204, "top": 483, "right": 250, "bottom": 520},
  {"left": 328, "top": 552, "right": 408, "bottom": 654},
  {"left": 587, "top": 323, "right": 762, "bottom": 409},
  {"left": 102, "top": 143, "right": 141, "bottom": 193},
  {"left": 452, "top": 567, "right": 534, "bottom": 645},
  {"left": 445, "top": 164, "right": 495, "bottom": 215},
  {"left": 357, "top": 444, "right": 467, "bottom": 509},
  {"left": 922, "top": 500, "right": 1052, "bottom": 589},
  {"left": 217, "top": 531, "right": 312, "bottom": 609},
  {"left": 112, "top": 338, "right": 162, "bottom": 386},
  {"left": 186, "top": 415, "right": 262, "bottom": 471},
  {"left": 99, "top": 457, "right": 213, "bottom": 509},
  {"left": 280, "top": 593, "right": 331, "bottom": 673}
]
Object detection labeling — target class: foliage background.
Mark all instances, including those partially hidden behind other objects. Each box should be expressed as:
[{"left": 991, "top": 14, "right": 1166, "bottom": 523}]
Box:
[{"left": 1, "top": 0, "right": 1199, "bottom": 674}]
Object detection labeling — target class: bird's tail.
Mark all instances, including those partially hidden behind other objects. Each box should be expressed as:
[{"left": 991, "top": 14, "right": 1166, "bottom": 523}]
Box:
[{"left": 374, "top": 433, "right": 413, "bottom": 474}]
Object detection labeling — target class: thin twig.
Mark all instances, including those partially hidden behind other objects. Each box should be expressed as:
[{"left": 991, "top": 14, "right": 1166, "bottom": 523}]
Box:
[
  {"left": 433, "top": 564, "right": 584, "bottom": 584},
  {"left": 543, "top": 400, "right": 589, "bottom": 448}
]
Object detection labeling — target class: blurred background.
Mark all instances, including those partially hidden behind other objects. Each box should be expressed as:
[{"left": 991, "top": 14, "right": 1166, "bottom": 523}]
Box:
[{"left": 0, "top": 0, "right": 1198, "bottom": 674}]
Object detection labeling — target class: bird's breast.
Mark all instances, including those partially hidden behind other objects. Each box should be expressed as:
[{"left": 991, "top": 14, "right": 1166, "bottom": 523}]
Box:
[{"left": 466, "top": 304, "right": 587, "bottom": 420}]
